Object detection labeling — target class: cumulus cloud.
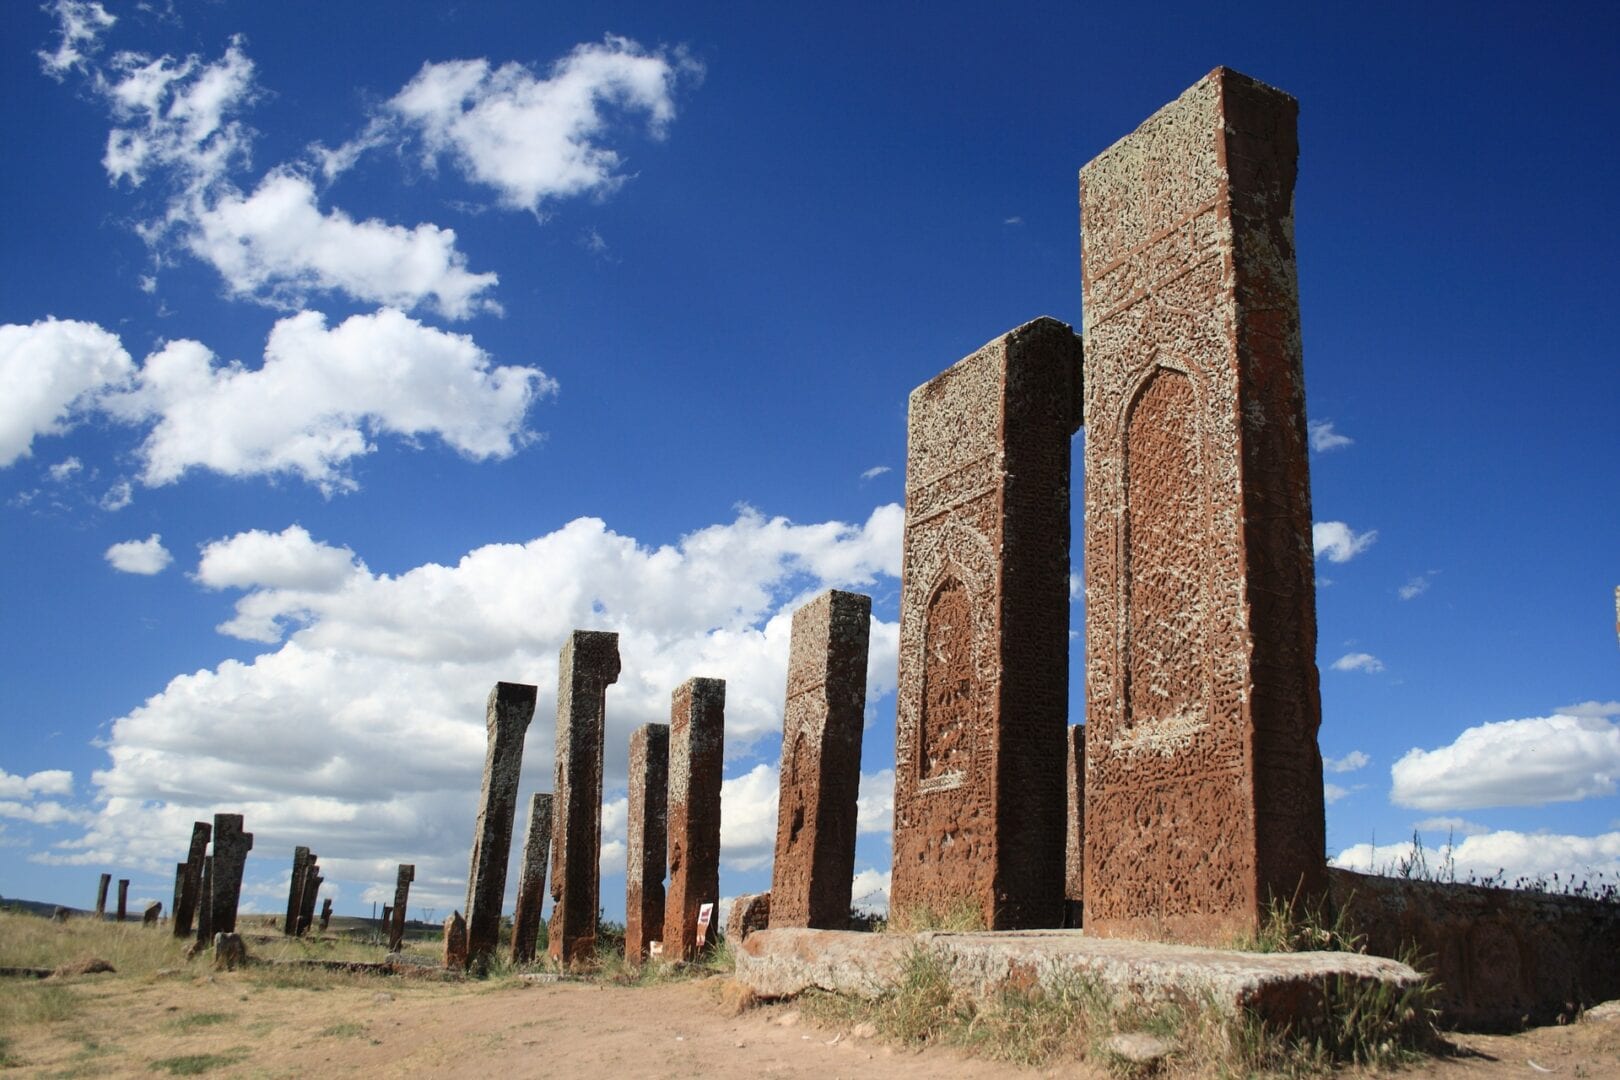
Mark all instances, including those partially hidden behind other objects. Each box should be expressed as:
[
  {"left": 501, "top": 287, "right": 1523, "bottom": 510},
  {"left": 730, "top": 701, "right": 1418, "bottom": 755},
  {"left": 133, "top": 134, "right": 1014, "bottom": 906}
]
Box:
[
  {"left": 1313, "top": 521, "right": 1377, "bottom": 563},
  {"left": 47, "top": 457, "right": 83, "bottom": 482},
  {"left": 1323, "top": 782, "right": 1356, "bottom": 805},
  {"left": 857, "top": 768, "right": 894, "bottom": 834},
  {"left": 0, "top": 317, "right": 134, "bottom": 466},
  {"left": 0, "top": 769, "right": 74, "bottom": 799},
  {"left": 37, "top": 0, "right": 115, "bottom": 80},
  {"left": 1558, "top": 700, "right": 1620, "bottom": 720},
  {"left": 197, "top": 525, "right": 363, "bottom": 593},
  {"left": 1307, "top": 419, "right": 1353, "bottom": 452},
  {"left": 1413, "top": 816, "right": 1490, "bottom": 837},
  {"left": 188, "top": 172, "right": 499, "bottom": 318},
  {"left": 0, "top": 768, "right": 85, "bottom": 829},
  {"left": 1332, "top": 829, "right": 1620, "bottom": 886},
  {"left": 355, "top": 37, "right": 700, "bottom": 214},
  {"left": 851, "top": 867, "right": 891, "bottom": 913},
  {"left": 1391, "top": 712, "right": 1620, "bottom": 810},
  {"left": 1323, "top": 750, "right": 1370, "bottom": 773},
  {"left": 105, "top": 533, "right": 172, "bottom": 575},
  {"left": 99, "top": 479, "right": 133, "bottom": 511},
  {"left": 48, "top": 505, "right": 903, "bottom": 909},
  {"left": 1331, "top": 652, "right": 1384, "bottom": 674},
  {"left": 96, "top": 308, "right": 553, "bottom": 493}
]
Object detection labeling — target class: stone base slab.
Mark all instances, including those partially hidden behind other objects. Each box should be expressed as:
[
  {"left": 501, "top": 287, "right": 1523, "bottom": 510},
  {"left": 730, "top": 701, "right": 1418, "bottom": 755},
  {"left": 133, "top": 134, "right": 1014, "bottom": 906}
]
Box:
[{"left": 735, "top": 928, "right": 1421, "bottom": 1032}]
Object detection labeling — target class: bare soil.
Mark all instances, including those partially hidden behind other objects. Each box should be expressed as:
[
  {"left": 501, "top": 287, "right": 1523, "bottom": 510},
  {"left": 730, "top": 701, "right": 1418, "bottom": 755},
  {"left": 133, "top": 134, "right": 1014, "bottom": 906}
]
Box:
[{"left": 4, "top": 966, "right": 1619, "bottom": 1078}]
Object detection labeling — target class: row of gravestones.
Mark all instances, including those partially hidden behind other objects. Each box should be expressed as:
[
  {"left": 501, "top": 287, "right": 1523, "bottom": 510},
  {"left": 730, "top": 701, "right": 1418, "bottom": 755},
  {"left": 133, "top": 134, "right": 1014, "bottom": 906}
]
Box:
[{"left": 118, "top": 68, "right": 1327, "bottom": 959}]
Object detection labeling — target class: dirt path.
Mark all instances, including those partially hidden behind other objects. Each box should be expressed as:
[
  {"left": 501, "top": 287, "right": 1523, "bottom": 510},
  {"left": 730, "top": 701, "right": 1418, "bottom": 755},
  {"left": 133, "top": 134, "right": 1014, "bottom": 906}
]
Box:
[{"left": 5, "top": 969, "right": 1620, "bottom": 1078}]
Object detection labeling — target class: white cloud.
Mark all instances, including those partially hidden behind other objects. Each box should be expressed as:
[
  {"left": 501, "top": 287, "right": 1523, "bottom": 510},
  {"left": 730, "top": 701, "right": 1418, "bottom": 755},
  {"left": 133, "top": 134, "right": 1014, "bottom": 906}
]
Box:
[
  {"left": 850, "top": 867, "right": 891, "bottom": 914},
  {"left": 99, "top": 479, "right": 133, "bottom": 511},
  {"left": 0, "top": 317, "right": 134, "bottom": 467},
  {"left": 51, "top": 505, "right": 903, "bottom": 908},
  {"left": 1323, "top": 782, "right": 1354, "bottom": 805},
  {"left": 105, "top": 533, "right": 172, "bottom": 575},
  {"left": 0, "top": 800, "right": 92, "bottom": 826},
  {"left": 1331, "top": 830, "right": 1620, "bottom": 887},
  {"left": 1307, "top": 419, "right": 1353, "bottom": 452},
  {"left": 197, "top": 525, "right": 363, "bottom": 593},
  {"left": 1413, "top": 816, "right": 1490, "bottom": 837},
  {"left": 47, "top": 457, "right": 83, "bottom": 482},
  {"left": 859, "top": 465, "right": 891, "bottom": 481},
  {"left": 100, "top": 309, "right": 553, "bottom": 493},
  {"left": 857, "top": 768, "right": 894, "bottom": 834},
  {"left": 37, "top": 0, "right": 116, "bottom": 80},
  {"left": 1324, "top": 750, "right": 1370, "bottom": 773},
  {"left": 0, "top": 769, "right": 74, "bottom": 799},
  {"left": 1558, "top": 700, "right": 1620, "bottom": 720},
  {"left": 1391, "top": 712, "right": 1620, "bottom": 810},
  {"left": 1398, "top": 572, "right": 1436, "bottom": 601},
  {"left": 1313, "top": 521, "right": 1377, "bottom": 563},
  {"left": 371, "top": 37, "right": 699, "bottom": 213},
  {"left": 188, "top": 171, "right": 499, "bottom": 318},
  {"left": 1331, "top": 652, "right": 1384, "bottom": 674}
]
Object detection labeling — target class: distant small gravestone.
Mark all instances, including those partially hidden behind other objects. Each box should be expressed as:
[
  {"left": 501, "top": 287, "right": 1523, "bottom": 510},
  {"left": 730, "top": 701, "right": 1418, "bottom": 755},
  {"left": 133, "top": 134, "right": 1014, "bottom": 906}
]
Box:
[
  {"left": 443, "top": 911, "right": 468, "bottom": 970},
  {"left": 51, "top": 906, "right": 69, "bottom": 922},
  {"left": 212, "top": 932, "right": 248, "bottom": 971},
  {"left": 143, "top": 901, "right": 162, "bottom": 926}
]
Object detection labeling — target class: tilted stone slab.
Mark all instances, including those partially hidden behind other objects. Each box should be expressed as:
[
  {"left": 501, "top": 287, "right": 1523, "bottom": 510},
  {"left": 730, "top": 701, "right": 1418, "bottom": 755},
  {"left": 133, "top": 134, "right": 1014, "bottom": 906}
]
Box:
[
  {"left": 465, "top": 681, "right": 538, "bottom": 962},
  {"left": 116, "top": 879, "right": 129, "bottom": 922},
  {"left": 734, "top": 928, "right": 1422, "bottom": 1033},
  {"left": 548, "top": 633, "right": 620, "bottom": 965},
  {"left": 209, "top": 814, "right": 253, "bottom": 936},
  {"left": 174, "top": 821, "right": 210, "bottom": 937},
  {"left": 510, "top": 796, "right": 552, "bottom": 963},
  {"left": 1080, "top": 67, "right": 1326, "bottom": 945},
  {"left": 624, "top": 724, "right": 668, "bottom": 964},
  {"left": 284, "top": 847, "right": 312, "bottom": 936},
  {"left": 95, "top": 873, "right": 110, "bottom": 917},
  {"left": 389, "top": 864, "right": 415, "bottom": 952},
  {"left": 891, "top": 318, "right": 1082, "bottom": 931},
  {"left": 770, "top": 590, "right": 870, "bottom": 930}
]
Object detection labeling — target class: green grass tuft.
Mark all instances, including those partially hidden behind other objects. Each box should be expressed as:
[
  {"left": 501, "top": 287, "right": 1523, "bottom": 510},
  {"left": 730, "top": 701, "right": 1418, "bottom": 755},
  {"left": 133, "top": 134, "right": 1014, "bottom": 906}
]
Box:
[{"left": 148, "top": 1048, "right": 248, "bottom": 1075}]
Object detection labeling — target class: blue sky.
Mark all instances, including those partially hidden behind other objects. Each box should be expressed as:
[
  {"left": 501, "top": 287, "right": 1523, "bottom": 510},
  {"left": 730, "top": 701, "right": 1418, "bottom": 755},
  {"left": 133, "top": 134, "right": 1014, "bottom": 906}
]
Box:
[{"left": 3, "top": 1, "right": 1617, "bottom": 922}]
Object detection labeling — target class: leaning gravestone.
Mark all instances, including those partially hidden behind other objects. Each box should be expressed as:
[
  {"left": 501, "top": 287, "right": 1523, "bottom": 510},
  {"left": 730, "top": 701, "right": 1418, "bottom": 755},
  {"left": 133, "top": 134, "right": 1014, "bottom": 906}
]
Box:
[
  {"left": 1079, "top": 67, "right": 1326, "bottom": 944},
  {"left": 465, "top": 681, "right": 537, "bottom": 962},
  {"left": 208, "top": 814, "right": 253, "bottom": 936},
  {"left": 174, "top": 821, "right": 210, "bottom": 937},
  {"left": 510, "top": 796, "right": 552, "bottom": 964}
]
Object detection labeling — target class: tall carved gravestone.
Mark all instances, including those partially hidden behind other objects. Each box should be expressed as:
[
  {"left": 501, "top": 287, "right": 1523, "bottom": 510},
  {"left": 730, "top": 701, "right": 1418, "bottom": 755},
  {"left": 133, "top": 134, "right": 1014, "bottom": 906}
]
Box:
[
  {"left": 209, "top": 813, "right": 253, "bottom": 936},
  {"left": 465, "top": 681, "right": 537, "bottom": 963},
  {"left": 172, "top": 864, "right": 187, "bottom": 930},
  {"left": 299, "top": 860, "right": 323, "bottom": 935},
  {"left": 548, "top": 632, "right": 620, "bottom": 966},
  {"left": 1079, "top": 67, "right": 1326, "bottom": 944},
  {"left": 95, "top": 873, "right": 110, "bottom": 917},
  {"left": 390, "top": 864, "right": 415, "bottom": 952},
  {"left": 510, "top": 795, "right": 553, "bottom": 963},
  {"left": 284, "top": 847, "right": 312, "bottom": 935},
  {"left": 195, "top": 855, "right": 213, "bottom": 944},
  {"left": 174, "top": 821, "right": 210, "bottom": 937},
  {"left": 890, "top": 318, "right": 1081, "bottom": 930},
  {"left": 116, "top": 879, "right": 129, "bottom": 922},
  {"left": 625, "top": 723, "right": 669, "bottom": 962},
  {"left": 770, "top": 589, "right": 871, "bottom": 929},
  {"left": 319, "top": 897, "right": 332, "bottom": 931},
  {"left": 663, "top": 678, "right": 725, "bottom": 962},
  {"left": 1065, "top": 725, "right": 1085, "bottom": 926}
]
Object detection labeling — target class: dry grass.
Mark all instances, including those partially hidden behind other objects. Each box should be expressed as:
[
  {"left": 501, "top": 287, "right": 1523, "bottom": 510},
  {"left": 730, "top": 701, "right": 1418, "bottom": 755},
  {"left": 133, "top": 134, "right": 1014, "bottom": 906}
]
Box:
[{"left": 885, "top": 899, "right": 988, "bottom": 933}]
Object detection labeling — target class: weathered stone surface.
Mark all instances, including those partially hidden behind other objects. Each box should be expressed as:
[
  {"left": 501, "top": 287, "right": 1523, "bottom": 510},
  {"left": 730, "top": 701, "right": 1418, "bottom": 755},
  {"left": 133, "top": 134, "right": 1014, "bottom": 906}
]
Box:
[
  {"left": 1328, "top": 867, "right": 1620, "bottom": 1029},
  {"left": 174, "top": 821, "right": 210, "bottom": 937},
  {"left": 663, "top": 677, "right": 726, "bottom": 963},
  {"left": 51, "top": 906, "right": 69, "bottom": 923},
  {"left": 389, "top": 864, "right": 415, "bottom": 952},
  {"left": 549, "top": 633, "right": 621, "bottom": 966},
  {"left": 95, "top": 873, "right": 110, "bottom": 917},
  {"left": 319, "top": 897, "right": 332, "bottom": 931},
  {"left": 116, "top": 879, "right": 129, "bottom": 922},
  {"left": 727, "top": 892, "right": 772, "bottom": 944},
  {"left": 1080, "top": 67, "right": 1325, "bottom": 945},
  {"left": 443, "top": 912, "right": 468, "bottom": 970},
  {"left": 297, "top": 858, "right": 322, "bottom": 937},
  {"left": 195, "top": 855, "right": 213, "bottom": 944},
  {"left": 208, "top": 813, "right": 254, "bottom": 936},
  {"left": 1065, "top": 724, "right": 1085, "bottom": 927},
  {"left": 171, "top": 864, "right": 185, "bottom": 931},
  {"left": 1103, "top": 1032, "right": 1176, "bottom": 1066},
  {"left": 770, "top": 590, "right": 870, "bottom": 931},
  {"left": 735, "top": 927, "right": 1421, "bottom": 1034},
  {"left": 892, "top": 318, "right": 1081, "bottom": 931},
  {"left": 213, "top": 932, "right": 248, "bottom": 971},
  {"left": 510, "top": 795, "right": 552, "bottom": 964},
  {"left": 284, "top": 847, "right": 312, "bottom": 936},
  {"left": 143, "top": 901, "right": 162, "bottom": 926},
  {"left": 466, "top": 681, "right": 538, "bottom": 963},
  {"left": 625, "top": 724, "right": 668, "bottom": 964}
]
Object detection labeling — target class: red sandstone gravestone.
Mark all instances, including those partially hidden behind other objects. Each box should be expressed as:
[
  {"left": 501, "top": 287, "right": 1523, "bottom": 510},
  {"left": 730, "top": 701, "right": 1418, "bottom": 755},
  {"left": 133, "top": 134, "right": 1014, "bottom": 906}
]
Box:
[
  {"left": 465, "top": 681, "right": 537, "bottom": 963},
  {"left": 1065, "top": 724, "right": 1085, "bottom": 927},
  {"left": 889, "top": 318, "right": 1082, "bottom": 930},
  {"left": 510, "top": 795, "right": 553, "bottom": 963},
  {"left": 663, "top": 678, "right": 725, "bottom": 963},
  {"left": 625, "top": 723, "right": 669, "bottom": 964},
  {"left": 1079, "top": 67, "right": 1326, "bottom": 945},
  {"left": 548, "top": 632, "right": 621, "bottom": 966},
  {"left": 769, "top": 589, "right": 871, "bottom": 930}
]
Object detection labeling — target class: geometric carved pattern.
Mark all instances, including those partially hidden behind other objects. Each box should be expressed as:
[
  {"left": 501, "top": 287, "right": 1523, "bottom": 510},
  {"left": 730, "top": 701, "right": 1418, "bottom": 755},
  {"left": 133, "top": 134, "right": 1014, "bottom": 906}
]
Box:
[{"left": 1081, "top": 67, "right": 1327, "bottom": 944}]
